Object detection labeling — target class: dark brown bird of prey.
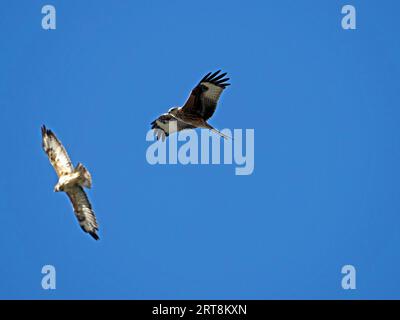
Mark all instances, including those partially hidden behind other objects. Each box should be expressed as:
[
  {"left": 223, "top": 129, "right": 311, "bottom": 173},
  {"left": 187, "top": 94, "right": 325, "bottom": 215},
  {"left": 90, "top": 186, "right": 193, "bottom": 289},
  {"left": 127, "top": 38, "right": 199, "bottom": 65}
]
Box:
[
  {"left": 41, "top": 125, "right": 99, "bottom": 240},
  {"left": 151, "top": 70, "right": 231, "bottom": 141}
]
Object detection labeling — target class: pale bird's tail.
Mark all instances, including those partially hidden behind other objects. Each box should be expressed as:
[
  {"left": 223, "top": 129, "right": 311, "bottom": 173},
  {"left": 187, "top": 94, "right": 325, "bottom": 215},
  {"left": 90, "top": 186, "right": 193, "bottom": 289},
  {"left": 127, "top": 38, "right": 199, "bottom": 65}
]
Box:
[{"left": 75, "top": 163, "right": 92, "bottom": 189}]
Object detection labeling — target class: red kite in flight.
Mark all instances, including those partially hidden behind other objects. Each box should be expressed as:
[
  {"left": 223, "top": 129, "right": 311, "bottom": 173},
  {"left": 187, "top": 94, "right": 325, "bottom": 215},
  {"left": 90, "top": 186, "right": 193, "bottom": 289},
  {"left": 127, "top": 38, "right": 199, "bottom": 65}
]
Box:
[{"left": 151, "top": 70, "right": 231, "bottom": 141}]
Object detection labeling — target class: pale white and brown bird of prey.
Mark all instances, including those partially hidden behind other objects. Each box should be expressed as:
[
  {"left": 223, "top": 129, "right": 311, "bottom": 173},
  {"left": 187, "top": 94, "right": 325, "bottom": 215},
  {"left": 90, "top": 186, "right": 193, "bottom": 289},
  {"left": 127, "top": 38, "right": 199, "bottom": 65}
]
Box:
[
  {"left": 151, "top": 70, "right": 231, "bottom": 141},
  {"left": 41, "top": 125, "right": 99, "bottom": 240}
]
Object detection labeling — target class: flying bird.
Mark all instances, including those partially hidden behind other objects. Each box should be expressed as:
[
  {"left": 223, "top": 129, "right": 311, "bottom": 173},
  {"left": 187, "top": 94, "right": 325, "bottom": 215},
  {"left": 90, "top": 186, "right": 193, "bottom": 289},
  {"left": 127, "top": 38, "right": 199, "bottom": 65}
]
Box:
[
  {"left": 41, "top": 125, "right": 99, "bottom": 240},
  {"left": 151, "top": 70, "right": 231, "bottom": 141}
]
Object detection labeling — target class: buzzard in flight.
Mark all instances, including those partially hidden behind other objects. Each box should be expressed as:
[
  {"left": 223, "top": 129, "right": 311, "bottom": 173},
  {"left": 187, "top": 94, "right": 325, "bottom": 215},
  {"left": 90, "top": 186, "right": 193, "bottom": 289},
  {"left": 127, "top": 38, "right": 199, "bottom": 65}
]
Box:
[
  {"left": 41, "top": 126, "right": 99, "bottom": 240},
  {"left": 151, "top": 70, "right": 231, "bottom": 141}
]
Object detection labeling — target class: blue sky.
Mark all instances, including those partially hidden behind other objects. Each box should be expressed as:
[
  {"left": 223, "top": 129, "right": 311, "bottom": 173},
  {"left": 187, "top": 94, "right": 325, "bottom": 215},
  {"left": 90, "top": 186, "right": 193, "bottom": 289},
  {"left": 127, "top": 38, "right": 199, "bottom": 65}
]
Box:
[{"left": 1, "top": 0, "right": 400, "bottom": 299}]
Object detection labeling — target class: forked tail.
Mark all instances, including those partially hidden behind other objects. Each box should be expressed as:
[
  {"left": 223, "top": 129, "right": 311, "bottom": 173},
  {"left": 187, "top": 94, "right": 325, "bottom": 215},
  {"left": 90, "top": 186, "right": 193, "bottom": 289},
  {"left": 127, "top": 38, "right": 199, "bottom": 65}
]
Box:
[{"left": 206, "top": 124, "right": 232, "bottom": 140}]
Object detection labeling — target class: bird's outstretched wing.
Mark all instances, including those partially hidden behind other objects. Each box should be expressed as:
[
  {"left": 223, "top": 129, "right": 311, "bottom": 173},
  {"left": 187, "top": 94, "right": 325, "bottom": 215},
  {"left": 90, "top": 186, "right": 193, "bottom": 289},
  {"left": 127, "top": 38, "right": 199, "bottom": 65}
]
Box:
[
  {"left": 66, "top": 186, "right": 99, "bottom": 240},
  {"left": 41, "top": 125, "right": 74, "bottom": 177},
  {"left": 181, "top": 70, "right": 230, "bottom": 120},
  {"left": 151, "top": 113, "right": 195, "bottom": 141}
]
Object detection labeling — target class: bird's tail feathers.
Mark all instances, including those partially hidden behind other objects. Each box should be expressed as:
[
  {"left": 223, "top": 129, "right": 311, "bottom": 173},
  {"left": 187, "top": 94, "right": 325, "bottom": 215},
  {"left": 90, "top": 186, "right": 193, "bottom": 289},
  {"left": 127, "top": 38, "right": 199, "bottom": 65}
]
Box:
[
  {"left": 75, "top": 163, "right": 92, "bottom": 188},
  {"left": 207, "top": 125, "right": 232, "bottom": 140}
]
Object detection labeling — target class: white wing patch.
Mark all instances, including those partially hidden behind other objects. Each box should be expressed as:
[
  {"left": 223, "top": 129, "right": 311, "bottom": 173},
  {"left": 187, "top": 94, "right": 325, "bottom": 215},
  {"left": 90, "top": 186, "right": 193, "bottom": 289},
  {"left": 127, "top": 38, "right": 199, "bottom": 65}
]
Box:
[{"left": 200, "top": 82, "right": 224, "bottom": 111}]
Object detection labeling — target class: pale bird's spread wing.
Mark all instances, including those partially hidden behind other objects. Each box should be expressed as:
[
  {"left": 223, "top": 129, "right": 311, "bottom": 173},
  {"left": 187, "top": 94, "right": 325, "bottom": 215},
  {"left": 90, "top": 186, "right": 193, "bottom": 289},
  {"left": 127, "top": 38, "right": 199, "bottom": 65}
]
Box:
[
  {"left": 182, "top": 70, "right": 230, "bottom": 120},
  {"left": 151, "top": 113, "right": 195, "bottom": 141},
  {"left": 66, "top": 186, "right": 99, "bottom": 240},
  {"left": 41, "top": 125, "right": 74, "bottom": 177}
]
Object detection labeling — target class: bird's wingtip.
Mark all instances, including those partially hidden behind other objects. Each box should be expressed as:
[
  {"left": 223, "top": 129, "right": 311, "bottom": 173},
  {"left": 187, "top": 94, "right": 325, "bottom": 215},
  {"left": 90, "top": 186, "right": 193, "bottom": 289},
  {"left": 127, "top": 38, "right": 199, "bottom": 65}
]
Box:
[{"left": 90, "top": 231, "right": 100, "bottom": 240}]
